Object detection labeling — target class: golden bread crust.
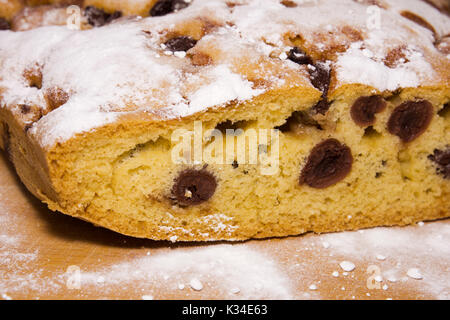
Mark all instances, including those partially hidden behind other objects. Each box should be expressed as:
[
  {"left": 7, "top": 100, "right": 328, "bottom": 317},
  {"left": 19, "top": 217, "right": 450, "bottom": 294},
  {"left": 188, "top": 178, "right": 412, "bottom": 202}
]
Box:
[{"left": 0, "top": 0, "right": 449, "bottom": 241}]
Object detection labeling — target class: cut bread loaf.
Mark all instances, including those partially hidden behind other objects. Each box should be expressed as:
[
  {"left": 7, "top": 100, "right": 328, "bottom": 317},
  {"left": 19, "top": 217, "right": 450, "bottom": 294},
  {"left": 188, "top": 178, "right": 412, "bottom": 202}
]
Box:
[{"left": 0, "top": 0, "right": 449, "bottom": 241}]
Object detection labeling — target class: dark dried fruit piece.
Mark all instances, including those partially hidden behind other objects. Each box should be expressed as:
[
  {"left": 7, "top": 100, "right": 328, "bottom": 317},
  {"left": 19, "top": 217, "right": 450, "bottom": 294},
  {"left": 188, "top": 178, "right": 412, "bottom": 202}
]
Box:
[
  {"left": 150, "top": 0, "right": 191, "bottom": 17},
  {"left": 164, "top": 36, "right": 197, "bottom": 52},
  {"left": 300, "top": 139, "right": 353, "bottom": 189},
  {"left": 351, "top": 95, "right": 387, "bottom": 127},
  {"left": 84, "top": 6, "right": 122, "bottom": 27},
  {"left": 287, "top": 47, "right": 313, "bottom": 65},
  {"left": 44, "top": 87, "right": 69, "bottom": 111},
  {"left": 310, "top": 62, "right": 331, "bottom": 115},
  {"left": 309, "top": 62, "right": 330, "bottom": 93},
  {"left": 0, "top": 18, "right": 10, "bottom": 30},
  {"left": 285, "top": 48, "right": 331, "bottom": 114},
  {"left": 387, "top": 100, "right": 433, "bottom": 143},
  {"left": 428, "top": 148, "right": 450, "bottom": 179},
  {"left": 172, "top": 169, "right": 217, "bottom": 206}
]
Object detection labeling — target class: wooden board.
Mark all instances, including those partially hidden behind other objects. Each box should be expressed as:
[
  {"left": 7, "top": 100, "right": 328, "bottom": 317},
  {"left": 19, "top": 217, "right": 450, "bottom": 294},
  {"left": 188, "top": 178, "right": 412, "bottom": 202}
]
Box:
[{"left": 0, "top": 152, "right": 448, "bottom": 300}]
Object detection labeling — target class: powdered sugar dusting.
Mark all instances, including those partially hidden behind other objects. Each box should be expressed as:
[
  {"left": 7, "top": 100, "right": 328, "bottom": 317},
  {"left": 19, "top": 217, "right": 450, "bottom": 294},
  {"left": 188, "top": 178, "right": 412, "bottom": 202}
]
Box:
[
  {"left": 80, "top": 245, "right": 292, "bottom": 299},
  {"left": 187, "top": 65, "right": 263, "bottom": 113},
  {"left": 1, "top": 0, "right": 448, "bottom": 148},
  {"left": 0, "top": 174, "right": 449, "bottom": 300},
  {"left": 335, "top": 43, "right": 435, "bottom": 91},
  {"left": 158, "top": 213, "right": 239, "bottom": 240},
  {"left": 319, "top": 222, "right": 450, "bottom": 299}
]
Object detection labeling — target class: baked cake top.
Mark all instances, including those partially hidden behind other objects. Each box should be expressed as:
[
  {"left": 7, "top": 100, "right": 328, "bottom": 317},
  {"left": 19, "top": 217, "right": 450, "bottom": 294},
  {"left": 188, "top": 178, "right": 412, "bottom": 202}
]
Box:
[{"left": 0, "top": 0, "right": 449, "bottom": 148}]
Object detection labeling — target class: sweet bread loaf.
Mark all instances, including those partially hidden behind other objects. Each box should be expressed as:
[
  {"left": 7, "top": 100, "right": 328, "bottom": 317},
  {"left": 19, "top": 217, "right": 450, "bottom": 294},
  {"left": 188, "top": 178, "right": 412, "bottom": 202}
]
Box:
[{"left": 0, "top": 0, "right": 449, "bottom": 241}]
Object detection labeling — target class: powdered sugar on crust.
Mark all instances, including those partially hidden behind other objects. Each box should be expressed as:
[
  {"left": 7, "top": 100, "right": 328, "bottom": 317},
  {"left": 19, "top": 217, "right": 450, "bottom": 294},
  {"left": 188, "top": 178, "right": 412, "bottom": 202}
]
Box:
[
  {"left": 0, "top": 0, "right": 449, "bottom": 148},
  {"left": 335, "top": 42, "right": 435, "bottom": 91},
  {"left": 183, "top": 65, "right": 264, "bottom": 114},
  {"left": 159, "top": 213, "right": 239, "bottom": 240}
]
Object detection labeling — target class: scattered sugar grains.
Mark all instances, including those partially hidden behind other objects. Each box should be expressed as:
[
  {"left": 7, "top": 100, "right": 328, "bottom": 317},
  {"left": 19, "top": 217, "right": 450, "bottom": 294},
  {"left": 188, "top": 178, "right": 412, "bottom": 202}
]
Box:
[
  {"left": 189, "top": 278, "right": 203, "bottom": 291},
  {"left": 321, "top": 222, "right": 450, "bottom": 298},
  {"left": 80, "top": 245, "right": 292, "bottom": 299},
  {"left": 230, "top": 287, "right": 240, "bottom": 294},
  {"left": 1, "top": 177, "right": 449, "bottom": 299},
  {"left": 339, "top": 261, "right": 356, "bottom": 272},
  {"left": 309, "top": 284, "right": 318, "bottom": 291},
  {"left": 0, "top": 0, "right": 446, "bottom": 148},
  {"left": 407, "top": 269, "right": 423, "bottom": 280}
]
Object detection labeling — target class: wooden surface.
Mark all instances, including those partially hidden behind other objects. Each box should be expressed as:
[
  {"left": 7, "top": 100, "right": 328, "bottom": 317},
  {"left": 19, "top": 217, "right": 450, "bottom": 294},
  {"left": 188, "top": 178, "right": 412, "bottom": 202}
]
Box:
[{"left": 0, "top": 152, "right": 449, "bottom": 300}]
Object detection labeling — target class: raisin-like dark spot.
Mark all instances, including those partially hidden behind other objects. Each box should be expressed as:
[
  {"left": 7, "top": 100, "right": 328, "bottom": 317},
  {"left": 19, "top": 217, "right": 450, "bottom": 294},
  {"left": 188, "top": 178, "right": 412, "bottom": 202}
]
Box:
[
  {"left": 45, "top": 87, "right": 69, "bottom": 111},
  {"left": 0, "top": 18, "right": 10, "bottom": 30},
  {"left": 351, "top": 95, "right": 387, "bottom": 127},
  {"left": 387, "top": 100, "right": 433, "bottom": 143},
  {"left": 300, "top": 139, "right": 353, "bottom": 189},
  {"left": 428, "top": 148, "right": 450, "bottom": 179},
  {"left": 150, "top": 0, "right": 191, "bottom": 17},
  {"left": 172, "top": 169, "right": 217, "bottom": 206},
  {"left": 310, "top": 62, "right": 331, "bottom": 115},
  {"left": 164, "top": 36, "right": 197, "bottom": 52},
  {"left": 84, "top": 6, "right": 122, "bottom": 27},
  {"left": 232, "top": 160, "right": 239, "bottom": 169},
  {"left": 309, "top": 62, "right": 330, "bottom": 93},
  {"left": 287, "top": 47, "right": 313, "bottom": 65},
  {"left": 286, "top": 48, "right": 331, "bottom": 114},
  {"left": 400, "top": 11, "right": 436, "bottom": 37}
]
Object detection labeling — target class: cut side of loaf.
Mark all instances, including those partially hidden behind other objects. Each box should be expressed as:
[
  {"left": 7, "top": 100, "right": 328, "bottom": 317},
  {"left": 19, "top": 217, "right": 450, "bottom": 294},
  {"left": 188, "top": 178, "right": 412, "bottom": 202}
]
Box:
[{"left": 0, "top": 0, "right": 449, "bottom": 241}]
